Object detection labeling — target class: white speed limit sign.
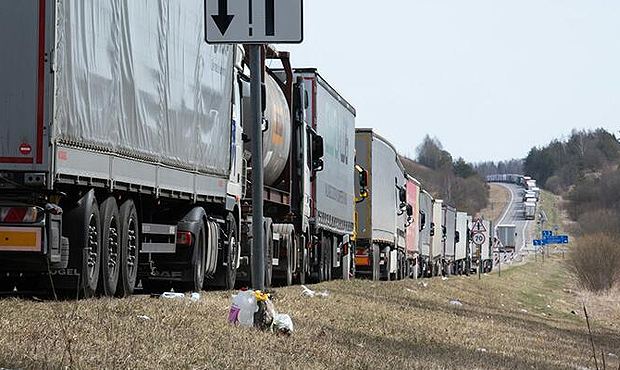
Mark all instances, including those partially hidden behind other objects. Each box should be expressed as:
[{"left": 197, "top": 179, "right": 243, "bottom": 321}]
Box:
[{"left": 472, "top": 232, "right": 486, "bottom": 246}]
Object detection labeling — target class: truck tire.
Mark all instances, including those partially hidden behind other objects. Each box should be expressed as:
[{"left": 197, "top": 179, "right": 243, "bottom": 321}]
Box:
[
  {"left": 370, "top": 244, "right": 380, "bottom": 281},
  {"left": 282, "top": 227, "right": 294, "bottom": 286},
  {"left": 326, "top": 237, "right": 333, "bottom": 281},
  {"left": 295, "top": 234, "right": 307, "bottom": 285},
  {"left": 223, "top": 213, "right": 239, "bottom": 290},
  {"left": 263, "top": 218, "right": 273, "bottom": 289},
  {"left": 98, "top": 197, "right": 120, "bottom": 297},
  {"left": 61, "top": 190, "right": 101, "bottom": 298},
  {"left": 116, "top": 200, "right": 139, "bottom": 297},
  {"left": 382, "top": 246, "right": 391, "bottom": 281},
  {"left": 182, "top": 219, "right": 206, "bottom": 292}
]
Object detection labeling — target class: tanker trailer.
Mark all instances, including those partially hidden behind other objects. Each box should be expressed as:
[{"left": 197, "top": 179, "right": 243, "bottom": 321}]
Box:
[
  {"left": 417, "top": 190, "right": 434, "bottom": 278},
  {"left": 0, "top": 1, "right": 243, "bottom": 296},
  {"left": 354, "top": 129, "right": 410, "bottom": 281},
  {"left": 237, "top": 51, "right": 326, "bottom": 287}
]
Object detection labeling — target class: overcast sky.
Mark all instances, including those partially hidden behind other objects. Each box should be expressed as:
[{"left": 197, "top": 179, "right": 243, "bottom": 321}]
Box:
[{"left": 285, "top": 0, "right": 620, "bottom": 162}]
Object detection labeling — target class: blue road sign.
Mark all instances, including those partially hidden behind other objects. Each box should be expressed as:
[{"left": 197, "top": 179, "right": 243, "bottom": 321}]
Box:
[
  {"left": 543, "top": 235, "right": 569, "bottom": 245},
  {"left": 533, "top": 239, "right": 546, "bottom": 246},
  {"left": 542, "top": 230, "right": 553, "bottom": 238}
]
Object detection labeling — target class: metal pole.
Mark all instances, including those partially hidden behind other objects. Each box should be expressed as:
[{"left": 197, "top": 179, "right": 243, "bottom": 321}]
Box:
[
  {"left": 478, "top": 244, "right": 481, "bottom": 280},
  {"left": 498, "top": 246, "right": 501, "bottom": 277},
  {"left": 250, "top": 44, "right": 265, "bottom": 291}
]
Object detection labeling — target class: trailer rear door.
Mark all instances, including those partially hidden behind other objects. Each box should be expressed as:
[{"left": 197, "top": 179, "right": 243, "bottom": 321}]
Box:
[{"left": 0, "top": 0, "right": 50, "bottom": 170}]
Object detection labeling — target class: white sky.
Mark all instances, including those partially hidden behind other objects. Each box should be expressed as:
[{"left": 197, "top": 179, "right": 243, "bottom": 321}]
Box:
[{"left": 285, "top": 0, "right": 620, "bottom": 162}]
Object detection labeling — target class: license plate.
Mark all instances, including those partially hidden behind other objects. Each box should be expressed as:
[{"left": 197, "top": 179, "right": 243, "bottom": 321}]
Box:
[{"left": 0, "top": 227, "right": 41, "bottom": 252}]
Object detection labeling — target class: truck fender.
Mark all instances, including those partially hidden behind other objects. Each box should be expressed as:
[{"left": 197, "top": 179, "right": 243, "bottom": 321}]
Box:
[{"left": 177, "top": 207, "right": 219, "bottom": 276}]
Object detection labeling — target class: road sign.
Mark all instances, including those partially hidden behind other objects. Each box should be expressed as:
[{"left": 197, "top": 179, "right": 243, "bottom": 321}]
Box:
[
  {"left": 533, "top": 239, "right": 546, "bottom": 246},
  {"left": 205, "top": 0, "right": 304, "bottom": 44},
  {"left": 472, "top": 219, "right": 487, "bottom": 233},
  {"left": 542, "top": 235, "right": 569, "bottom": 245},
  {"left": 542, "top": 230, "right": 553, "bottom": 238},
  {"left": 472, "top": 233, "right": 486, "bottom": 246}
]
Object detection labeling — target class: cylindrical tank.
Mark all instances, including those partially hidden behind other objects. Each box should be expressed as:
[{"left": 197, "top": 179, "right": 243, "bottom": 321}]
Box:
[{"left": 244, "top": 73, "right": 291, "bottom": 186}]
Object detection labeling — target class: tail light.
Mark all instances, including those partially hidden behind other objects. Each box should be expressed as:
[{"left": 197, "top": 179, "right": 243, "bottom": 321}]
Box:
[
  {"left": 0, "top": 206, "right": 42, "bottom": 223},
  {"left": 176, "top": 231, "right": 193, "bottom": 246}
]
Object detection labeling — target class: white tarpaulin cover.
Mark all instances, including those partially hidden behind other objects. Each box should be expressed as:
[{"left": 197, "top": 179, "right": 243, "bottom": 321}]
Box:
[{"left": 54, "top": 0, "right": 234, "bottom": 175}]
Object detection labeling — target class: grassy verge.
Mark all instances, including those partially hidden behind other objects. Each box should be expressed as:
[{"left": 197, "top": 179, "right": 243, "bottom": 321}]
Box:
[
  {"left": 0, "top": 257, "right": 618, "bottom": 369},
  {"left": 480, "top": 183, "right": 511, "bottom": 223}
]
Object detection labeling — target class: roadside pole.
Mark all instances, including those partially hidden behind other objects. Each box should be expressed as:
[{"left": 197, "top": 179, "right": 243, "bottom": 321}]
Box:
[
  {"left": 478, "top": 245, "right": 481, "bottom": 280},
  {"left": 205, "top": 0, "right": 304, "bottom": 291},
  {"left": 498, "top": 246, "right": 501, "bottom": 277},
  {"left": 250, "top": 45, "right": 265, "bottom": 291}
]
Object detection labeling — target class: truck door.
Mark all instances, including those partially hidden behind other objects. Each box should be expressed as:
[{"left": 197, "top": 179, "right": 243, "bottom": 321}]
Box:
[{"left": 0, "top": 0, "right": 51, "bottom": 172}]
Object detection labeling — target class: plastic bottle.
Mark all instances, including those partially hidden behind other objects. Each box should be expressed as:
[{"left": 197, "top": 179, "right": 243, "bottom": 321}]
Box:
[{"left": 231, "top": 290, "right": 257, "bottom": 327}]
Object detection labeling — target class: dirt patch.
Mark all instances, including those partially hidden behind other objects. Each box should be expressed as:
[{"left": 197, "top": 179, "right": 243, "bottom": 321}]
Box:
[{"left": 480, "top": 183, "right": 511, "bottom": 223}]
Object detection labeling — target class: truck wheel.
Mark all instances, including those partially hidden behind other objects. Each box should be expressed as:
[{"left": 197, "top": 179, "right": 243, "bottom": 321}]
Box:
[
  {"left": 223, "top": 213, "right": 239, "bottom": 290},
  {"left": 263, "top": 218, "right": 273, "bottom": 289},
  {"left": 0, "top": 275, "right": 16, "bottom": 293},
  {"left": 383, "top": 246, "right": 391, "bottom": 281},
  {"left": 99, "top": 197, "right": 120, "bottom": 297},
  {"left": 116, "top": 200, "right": 139, "bottom": 297},
  {"left": 63, "top": 191, "right": 101, "bottom": 298},
  {"left": 326, "top": 237, "right": 333, "bottom": 281},
  {"left": 283, "top": 228, "right": 294, "bottom": 286},
  {"left": 295, "top": 234, "right": 307, "bottom": 285},
  {"left": 184, "top": 220, "right": 206, "bottom": 292},
  {"left": 371, "top": 244, "right": 380, "bottom": 281}
]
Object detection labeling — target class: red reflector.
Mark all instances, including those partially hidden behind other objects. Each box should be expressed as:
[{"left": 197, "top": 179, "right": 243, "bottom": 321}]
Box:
[
  {"left": 19, "top": 143, "right": 32, "bottom": 155},
  {"left": 0, "top": 207, "right": 40, "bottom": 223},
  {"left": 176, "top": 231, "right": 193, "bottom": 246}
]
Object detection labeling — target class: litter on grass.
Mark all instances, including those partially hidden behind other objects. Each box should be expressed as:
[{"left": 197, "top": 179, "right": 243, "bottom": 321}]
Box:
[
  {"left": 160, "top": 292, "right": 201, "bottom": 301},
  {"left": 449, "top": 300, "right": 463, "bottom": 307},
  {"left": 301, "top": 285, "right": 329, "bottom": 298},
  {"left": 137, "top": 315, "right": 151, "bottom": 321},
  {"left": 228, "top": 289, "right": 294, "bottom": 335}
]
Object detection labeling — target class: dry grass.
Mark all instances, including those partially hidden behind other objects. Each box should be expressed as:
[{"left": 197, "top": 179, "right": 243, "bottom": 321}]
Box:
[
  {"left": 0, "top": 257, "right": 618, "bottom": 369},
  {"left": 479, "top": 183, "right": 511, "bottom": 223}
]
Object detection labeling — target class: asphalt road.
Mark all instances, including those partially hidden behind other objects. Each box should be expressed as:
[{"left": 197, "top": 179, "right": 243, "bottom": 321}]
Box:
[{"left": 494, "top": 183, "right": 532, "bottom": 254}]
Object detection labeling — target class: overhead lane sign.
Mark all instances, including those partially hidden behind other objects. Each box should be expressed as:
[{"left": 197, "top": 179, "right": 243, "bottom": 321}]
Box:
[{"left": 205, "top": 0, "right": 304, "bottom": 44}]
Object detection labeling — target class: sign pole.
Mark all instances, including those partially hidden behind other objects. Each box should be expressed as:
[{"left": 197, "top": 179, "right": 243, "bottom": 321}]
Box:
[
  {"left": 478, "top": 244, "right": 481, "bottom": 280},
  {"left": 250, "top": 44, "right": 265, "bottom": 291}
]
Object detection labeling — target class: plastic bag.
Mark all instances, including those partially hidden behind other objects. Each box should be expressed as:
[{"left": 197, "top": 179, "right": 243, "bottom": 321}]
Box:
[
  {"left": 229, "top": 290, "right": 258, "bottom": 327},
  {"left": 273, "top": 313, "right": 294, "bottom": 335}
]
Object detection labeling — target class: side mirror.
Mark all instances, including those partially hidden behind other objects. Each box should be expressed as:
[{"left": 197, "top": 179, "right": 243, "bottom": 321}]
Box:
[
  {"left": 304, "top": 90, "right": 309, "bottom": 109},
  {"left": 359, "top": 169, "right": 368, "bottom": 188},
  {"left": 312, "top": 134, "right": 324, "bottom": 162},
  {"left": 398, "top": 187, "right": 407, "bottom": 203},
  {"left": 455, "top": 231, "right": 460, "bottom": 243},
  {"left": 406, "top": 204, "right": 413, "bottom": 217},
  {"left": 419, "top": 211, "right": 426, "bottom": 232},
  {"left": 430, "top": 222, "right": 435, "bottom": 236},
  {"left": 311, "top": 132, "right": 324, "bottom": 173}
]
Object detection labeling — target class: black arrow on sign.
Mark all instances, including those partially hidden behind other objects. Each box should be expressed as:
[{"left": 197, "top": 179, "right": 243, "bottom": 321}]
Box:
[{"left": 212, "top": 0, "right": 235, "bottom": 35}]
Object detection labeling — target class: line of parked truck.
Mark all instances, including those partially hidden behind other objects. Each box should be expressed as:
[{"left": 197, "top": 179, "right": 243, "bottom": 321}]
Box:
[
  {"left": 486, "top": 174, "right": 540, "bottom": 220},
  {"left": 0, "top": 1, "right": 493, "bottom": 297}
]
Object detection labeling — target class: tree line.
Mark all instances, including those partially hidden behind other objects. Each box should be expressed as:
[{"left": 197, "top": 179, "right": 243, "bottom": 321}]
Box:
[{"left": 400, "top": 135, "right": 489, "bottom": 215}]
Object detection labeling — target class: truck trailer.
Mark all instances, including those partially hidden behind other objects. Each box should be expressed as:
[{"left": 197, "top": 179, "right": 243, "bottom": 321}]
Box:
[
  {"left": 0, "top": 1, "right": 245, "bottom": 296},
  {"left": 454, "top": 212, "right": 470, "bottom": 275},
  {"left": 291, "top": 69, "right": 359, "bottom": 282},
  {"left": 429, "top": 199, "right": 444, "bottom": 276},
  {"left": 354, "top": 129, "right": 411, "bottom": 281},
  {"left": 496, "top": 224, "right": 517, "bottom": 251},
  {"left": 406, "top": 175, "right": 422, "bottom": 278},
  {"left": 441, "top": 204, "right": 457, "bottom": 276},
  {"left": 417, "top": 190, "right": 433, "bottom": 278}
]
